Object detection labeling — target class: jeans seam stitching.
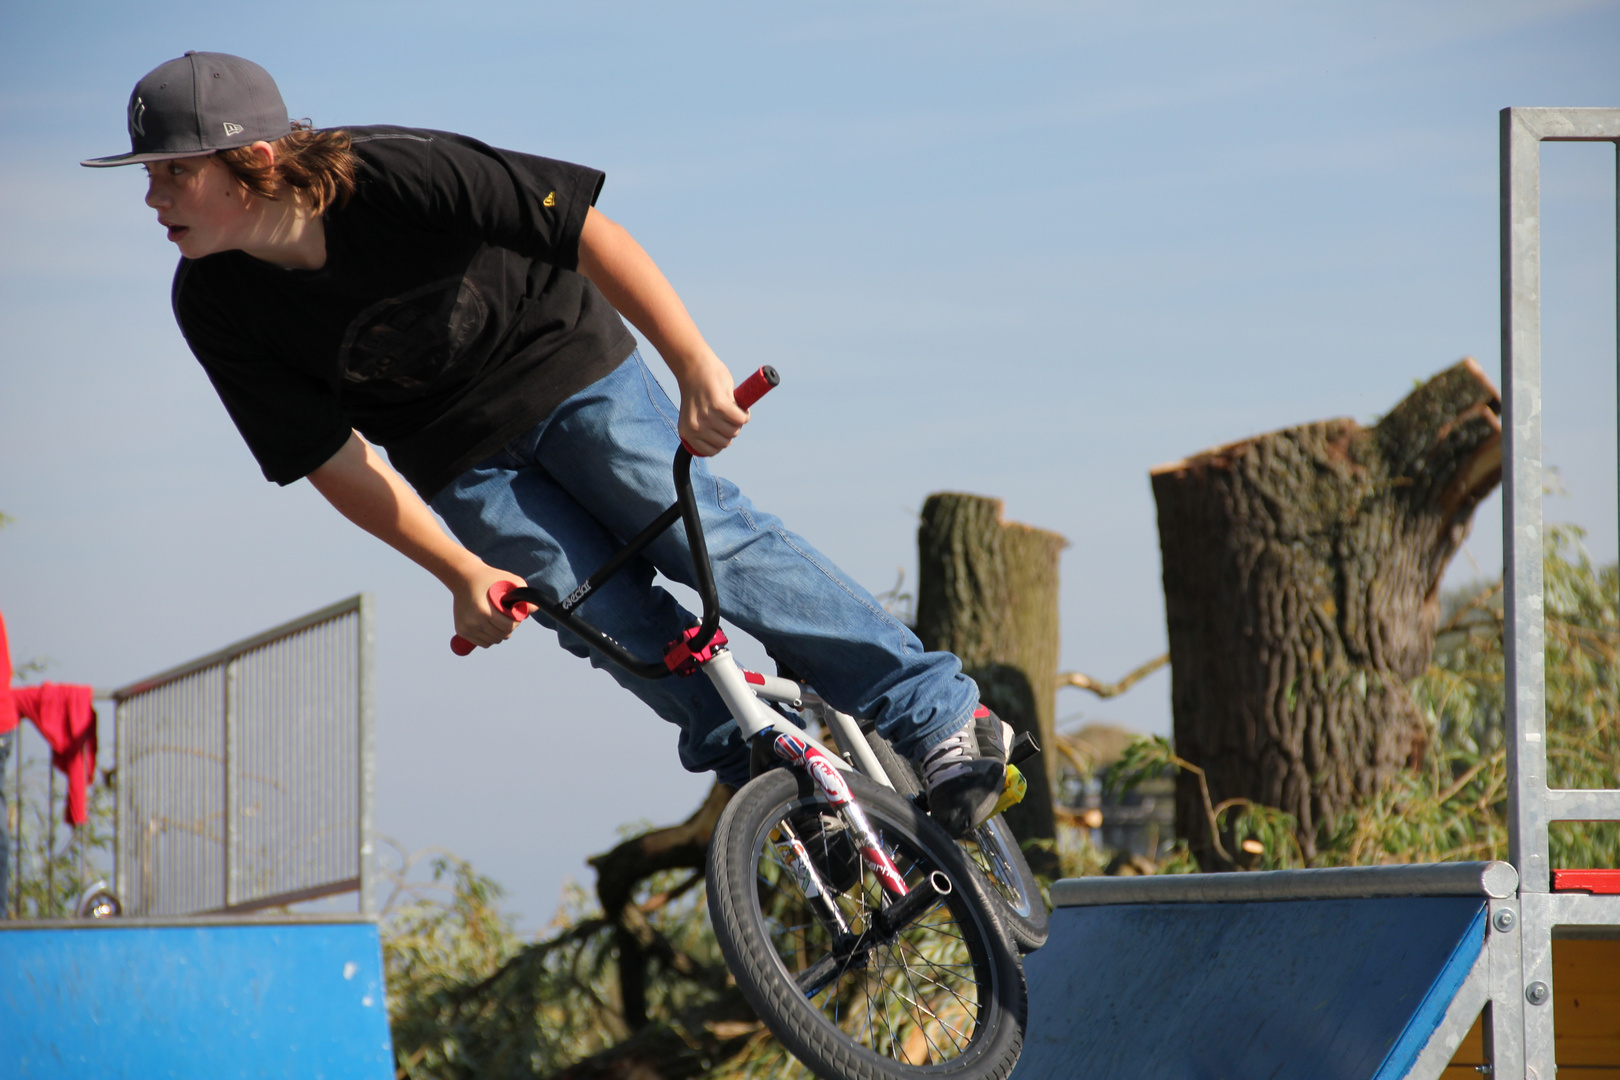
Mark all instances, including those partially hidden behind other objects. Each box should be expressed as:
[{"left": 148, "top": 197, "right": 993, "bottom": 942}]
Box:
[
  {"left": 767, "top": 526, "right": 907, "bottom": 643},
  {"left": 635, "top": 350, "right": 683, "bottom": 440}
]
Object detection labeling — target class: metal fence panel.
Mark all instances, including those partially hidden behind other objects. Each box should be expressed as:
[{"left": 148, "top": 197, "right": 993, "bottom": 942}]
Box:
[{"left": 113, "top": 595, "right": 375, "bottom": 916}]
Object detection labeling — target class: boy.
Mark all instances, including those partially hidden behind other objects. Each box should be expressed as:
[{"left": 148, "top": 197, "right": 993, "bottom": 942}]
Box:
[{"left": 84, "top": 51, "right": 1007, "bottom": 836}]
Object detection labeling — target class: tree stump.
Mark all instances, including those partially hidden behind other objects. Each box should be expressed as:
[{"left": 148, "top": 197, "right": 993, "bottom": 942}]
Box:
[
  {"left": 915, "top": 493, "right": 1067, "bottom": 871},
  {"left": 1151, "top": 359, "right": 1502, "bottom": 867}
]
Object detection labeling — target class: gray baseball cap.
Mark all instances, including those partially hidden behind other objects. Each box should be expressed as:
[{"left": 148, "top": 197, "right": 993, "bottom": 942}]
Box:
[{"left": 82, "top": 52, "right": 292, "bottom": 168}]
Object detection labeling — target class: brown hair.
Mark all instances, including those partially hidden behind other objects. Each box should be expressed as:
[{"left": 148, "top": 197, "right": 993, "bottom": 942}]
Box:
[{"left": 217, "top": 126, "right": 357, "bottom": 214}]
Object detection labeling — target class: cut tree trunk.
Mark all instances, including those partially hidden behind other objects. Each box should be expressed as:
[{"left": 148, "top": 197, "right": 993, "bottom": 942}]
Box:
[
  {"left": 915, "top": 493, "right": 1067, "bottom": 872},
  {"left": 1151, "top": 359, "right": 1502, "bottom": 867}
]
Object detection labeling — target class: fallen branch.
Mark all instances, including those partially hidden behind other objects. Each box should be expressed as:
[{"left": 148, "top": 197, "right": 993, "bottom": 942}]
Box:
[{"left": 1057, "top": 654, "right": 1168, "bottom": 698}]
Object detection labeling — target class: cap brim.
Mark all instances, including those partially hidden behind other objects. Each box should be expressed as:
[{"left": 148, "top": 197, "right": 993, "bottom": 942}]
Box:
[{"left": 81, "top": 148, "right": 218, "bottom": 168}]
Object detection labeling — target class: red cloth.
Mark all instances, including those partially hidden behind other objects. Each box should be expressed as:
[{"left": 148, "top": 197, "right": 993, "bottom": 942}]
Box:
[
  {"left": 10, "top": 685, "right": 98, "bottom": 827},
  {"left": 0, "top": 608, "right": 15, "bottom": 734},
  {"left": 0, "top": 611, "right": 98, "bottom": 826}
]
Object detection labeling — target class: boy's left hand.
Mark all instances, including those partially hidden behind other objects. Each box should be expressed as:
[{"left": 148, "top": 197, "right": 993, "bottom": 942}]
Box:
[{"left": 677, "top": 355, "right": 748, "bottom": 456}]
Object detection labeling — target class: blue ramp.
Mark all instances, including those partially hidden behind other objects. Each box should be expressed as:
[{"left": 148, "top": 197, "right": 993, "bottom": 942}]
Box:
[
  {"left": 1016, "top": 863, "right": 1514, "bottom": 1080},
  {"left": 0, "top": 916, "right": 393, "bottom": 1080}
]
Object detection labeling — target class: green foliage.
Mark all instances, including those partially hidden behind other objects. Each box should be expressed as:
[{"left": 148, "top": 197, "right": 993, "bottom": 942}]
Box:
[
  {"left": 1318, "top": 525, "right": 1618, "bottom": 868},
  {"left": 1101, "top": 734, "right": 1304, "bottom": 871},
  {"left": 383, "top": 847, "right": 615, "bottom": 1078},
  {"left": 1106, "top": 525, "right": 1619, "bottom": 871},
  {"left": 381, "top": 845, "right": 745, "bottom": 1080},
  {"left": 5, "top": 756, "right": 117, "bottom": 919}
]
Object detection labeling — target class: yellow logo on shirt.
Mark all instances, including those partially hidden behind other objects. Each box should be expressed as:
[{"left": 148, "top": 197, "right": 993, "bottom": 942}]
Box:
[{"left": 543, "top": 191, "right": 556, "bottom": 207}]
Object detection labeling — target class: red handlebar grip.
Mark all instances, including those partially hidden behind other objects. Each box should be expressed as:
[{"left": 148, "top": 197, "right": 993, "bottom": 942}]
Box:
[
  {"left": 734, "top": 366, "right": 780, "bottom": 410},
  {"left": 487, "top": 580, "right": 521, "bottom": 617},
  {"left": 449, "top": 581, "right": 534, "bottom": 655}
]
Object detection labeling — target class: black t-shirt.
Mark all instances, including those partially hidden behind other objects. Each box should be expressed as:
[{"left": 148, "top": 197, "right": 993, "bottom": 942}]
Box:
[{"left": 172, "top": 126, "right": 637, "bottom": 499}]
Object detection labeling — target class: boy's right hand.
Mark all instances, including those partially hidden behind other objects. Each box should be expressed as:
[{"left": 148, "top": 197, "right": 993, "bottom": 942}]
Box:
[
  {"left": 451, "top": 563, "right": 530, "bottom": 648},
  {"left": 676, "top": 350, "right": 748, "bottom": 456}
]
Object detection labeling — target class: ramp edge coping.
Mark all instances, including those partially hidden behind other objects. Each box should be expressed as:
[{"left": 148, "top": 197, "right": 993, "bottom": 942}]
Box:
[
  {"left": 0, "top": 913, "right": 379, "bottom": 930},
  {"left": 1050, "top": 860, "right": 1518, "bottom": 907}
]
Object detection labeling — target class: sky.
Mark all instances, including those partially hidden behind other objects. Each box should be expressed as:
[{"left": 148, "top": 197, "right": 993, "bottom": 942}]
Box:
[{"left": 2, "top": 1, "right": 1617, "bottom": 930}]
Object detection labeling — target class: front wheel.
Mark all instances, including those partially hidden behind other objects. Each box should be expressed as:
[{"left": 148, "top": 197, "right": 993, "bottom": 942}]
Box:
[{"left": 707, "top": 768, "right": 1026, "bottom": 1080}]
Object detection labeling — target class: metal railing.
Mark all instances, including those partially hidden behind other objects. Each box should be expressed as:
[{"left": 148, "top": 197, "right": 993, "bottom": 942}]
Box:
[
  {"left": 112, "top": 595, "right": 376, "bottom": 916},
  {"left": 1497, "top": 106, "right": 1620, "bottom": 1080}
]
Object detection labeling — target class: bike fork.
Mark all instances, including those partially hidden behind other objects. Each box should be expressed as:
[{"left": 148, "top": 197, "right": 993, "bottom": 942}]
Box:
[{"left": 699, "top": 647, "right": 910, "bottom": 898}]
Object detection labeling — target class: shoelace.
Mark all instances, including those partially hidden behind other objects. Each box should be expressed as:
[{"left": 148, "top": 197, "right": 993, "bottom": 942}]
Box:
[{"left": 923, "top": 725, "right": 977, "bottom": 788}]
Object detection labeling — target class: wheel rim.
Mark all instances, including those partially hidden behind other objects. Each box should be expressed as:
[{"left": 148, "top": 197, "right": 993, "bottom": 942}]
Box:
[
  {"left": 750, "top": 795, "right": 998, "bottom": 1068},
  {"left": 965, "top": 818, "right": 1035, "bottom": 920}
]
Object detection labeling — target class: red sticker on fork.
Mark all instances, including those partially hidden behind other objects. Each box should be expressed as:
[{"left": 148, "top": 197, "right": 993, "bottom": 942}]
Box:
[{"left": 861, "top": 847, "right": 908, "bottom": 896}]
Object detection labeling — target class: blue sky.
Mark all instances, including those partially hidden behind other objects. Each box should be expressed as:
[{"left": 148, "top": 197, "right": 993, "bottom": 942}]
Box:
[{"left": 2, "top": 1, "right": 1616, "bottom": 928}]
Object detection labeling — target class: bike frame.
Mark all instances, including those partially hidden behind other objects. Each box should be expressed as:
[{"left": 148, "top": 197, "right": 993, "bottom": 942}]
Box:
[{"left": 456, "top": 367, "right": 915, "bottom": 901}]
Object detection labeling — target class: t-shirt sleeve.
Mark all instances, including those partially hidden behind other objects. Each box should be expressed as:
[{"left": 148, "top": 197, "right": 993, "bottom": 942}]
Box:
[
  {"left": 348, "top": 128, "right": 604, "bottom": 271},
  {"left": 173, "top": 262, "right": 353, "bottom": 485}
]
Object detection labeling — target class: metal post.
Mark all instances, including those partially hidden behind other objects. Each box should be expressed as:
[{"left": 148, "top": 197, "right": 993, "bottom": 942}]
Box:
[
  {"left": 114, "top": 700, "right": 122, "bottom": 918},
  {"left": 15, "top": 730, "right": 24, "bottom": 917},
  {"left": 46, "top": 761, "right": 57, "bottom": 917},
  {"left": 224, "top": 658, "right": 239, "bottom": 909},
  {"left": 357, "top": 593, "right": 377, "bottom": 916},
  {"left": 10, "top": 729, "right": 19, "bottom": 918},
  {"left": 1499, "top": 106, "right": 1620, "bottom": 1080},
  {"left": 1484, "top": 897, "right": 1526, "bottom": 1080},
  {"left": 1501, "top": 107, "right": 1551, "bottom": 898}
]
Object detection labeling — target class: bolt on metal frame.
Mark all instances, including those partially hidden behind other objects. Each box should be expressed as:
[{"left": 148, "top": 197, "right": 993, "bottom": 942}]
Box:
[
  {"left": 1497, "top": 106, "right": 1620, "bottom": 1078},
  {"left": 111, "top": 594, "right": 377, "bottom": 916}
]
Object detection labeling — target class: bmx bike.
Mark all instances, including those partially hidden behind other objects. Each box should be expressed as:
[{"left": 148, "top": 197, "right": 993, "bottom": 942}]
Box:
[{"left": 452, "top": 366, "right": 1038, "bottom": 1080}]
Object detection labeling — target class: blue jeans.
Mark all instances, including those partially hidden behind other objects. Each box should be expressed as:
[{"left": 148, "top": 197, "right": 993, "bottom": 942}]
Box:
[{"left": 430, "top": 351, "right": 978, "bottom": 786}]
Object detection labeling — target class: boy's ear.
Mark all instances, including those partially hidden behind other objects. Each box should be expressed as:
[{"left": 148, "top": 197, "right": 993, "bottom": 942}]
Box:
[{"left": 247, "top": 140, "right": 277, "bottom": 168}]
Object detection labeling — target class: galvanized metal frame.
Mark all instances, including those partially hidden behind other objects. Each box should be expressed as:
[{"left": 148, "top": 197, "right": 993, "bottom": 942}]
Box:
[
  {"left": 1499, "top": 106, "right": 1620, "bottom": 1079},
  {"left": 112, "top": 594, "right": 377, "bottom": 916}
]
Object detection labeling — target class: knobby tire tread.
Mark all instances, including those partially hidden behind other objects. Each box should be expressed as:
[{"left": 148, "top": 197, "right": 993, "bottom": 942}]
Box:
[{"left": 707, "top": 769, "right": 1026, "bottom": 1080}]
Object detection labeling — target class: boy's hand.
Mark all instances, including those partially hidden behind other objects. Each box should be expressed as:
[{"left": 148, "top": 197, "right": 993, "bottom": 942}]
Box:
[
  {"left": 452, "top": 563, "right": 530, "bottom": 648},
  {"left": 677, "top": 353, "right": 748, "bottom": 456}
]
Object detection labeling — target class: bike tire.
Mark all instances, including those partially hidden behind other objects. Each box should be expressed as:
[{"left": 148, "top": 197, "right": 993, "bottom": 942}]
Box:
[
  {"left": 863, "top": 731, "right": 1049, "bottom": 953},
  {"left": 707, "top": 767, "right": 1026, "bottom": 1080}
]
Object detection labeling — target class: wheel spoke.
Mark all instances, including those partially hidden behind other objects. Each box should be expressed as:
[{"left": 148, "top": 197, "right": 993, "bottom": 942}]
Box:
[{"left": 741, "top": 787, "right": 1006, "bottom": 1070}]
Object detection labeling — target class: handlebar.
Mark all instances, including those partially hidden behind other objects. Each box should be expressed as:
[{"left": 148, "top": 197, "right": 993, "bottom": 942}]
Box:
[
  {"left": 450, "top": 580, "right": 535, "bottom": 656},
  {"left": 733, "top": 365, "right": 780, "bottom": 410},
  {"left": 450, "top": 366, "right": 779, "bottom": 660}
]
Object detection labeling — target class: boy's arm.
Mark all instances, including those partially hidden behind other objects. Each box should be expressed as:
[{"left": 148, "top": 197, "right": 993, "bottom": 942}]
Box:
[
  {"left": 306, "top": 431, "right": 526, "bottom": 647},
  {"left": 576, "top": 207, "right": 747, "bottom": 456}
]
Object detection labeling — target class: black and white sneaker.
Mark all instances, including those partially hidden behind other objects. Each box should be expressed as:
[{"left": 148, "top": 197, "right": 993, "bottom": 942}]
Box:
[{"left": 922, "top": 705, "right": 1011, "bottom": 839}]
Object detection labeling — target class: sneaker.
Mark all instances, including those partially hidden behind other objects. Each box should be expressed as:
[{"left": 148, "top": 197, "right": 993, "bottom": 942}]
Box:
[{"left": 922, "top": 705, "right": 1010, "bottom": 839}]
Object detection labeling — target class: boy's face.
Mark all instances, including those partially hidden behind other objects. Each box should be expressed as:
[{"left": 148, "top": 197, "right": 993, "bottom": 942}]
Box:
[{"left": 142, "top": 155, "right": 253, "bottom": 260}]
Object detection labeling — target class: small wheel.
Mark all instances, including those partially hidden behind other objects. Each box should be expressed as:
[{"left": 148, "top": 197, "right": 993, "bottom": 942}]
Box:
[
  {"left": 962, "top": 817, "right": 1048, "bottom": 952},
  {"left": 707, "top": 768, "right": 1026, "bottom": 1080},
  {"left": 864, "top": 731, "right": 1049, "bottom": 953}
]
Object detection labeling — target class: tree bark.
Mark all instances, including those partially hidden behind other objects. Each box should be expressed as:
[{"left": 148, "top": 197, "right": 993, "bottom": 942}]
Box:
[
  {"left": 915, "top": 493, "right": 1067, "bottom": 871},
  {"left": 1151, "top": 359, "right": 1502, "bottom": 867}
]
